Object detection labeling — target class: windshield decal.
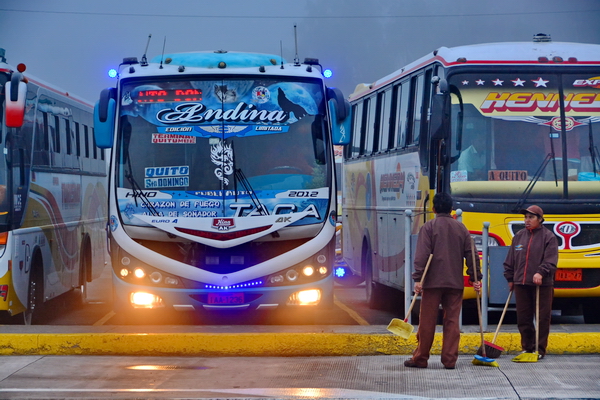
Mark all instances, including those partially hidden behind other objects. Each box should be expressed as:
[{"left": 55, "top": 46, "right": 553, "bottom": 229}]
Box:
[
  {"left": 121, "top": 82, "right": 320, "bottom": 137},
  {"left": 210, "top": 140, "right": 234, "bottom": 185},
  {"left": 116, "top": 187, "right": 329, "bottom": 226},
  {"left": 480, "top": 92, "right": 600, "bottom": 113},
  {"left": 151, "top": 133, "right": 196, "bottom": 144}
]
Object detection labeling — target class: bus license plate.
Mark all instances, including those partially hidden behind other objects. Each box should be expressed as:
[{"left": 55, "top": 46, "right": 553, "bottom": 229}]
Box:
[
  {"left": 208, "top": 293, "right": 244, "bottom": 305},
  {"left": 555, "top": 268, "right": 582, "bottom": 282}
]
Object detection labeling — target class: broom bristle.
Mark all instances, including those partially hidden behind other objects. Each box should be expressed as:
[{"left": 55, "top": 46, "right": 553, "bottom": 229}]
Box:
[
  {"left": 472, "top": 358, "right": 499, "bottom": 367},
  {"left": 477, "top": 341, "right": 504, "bottom": 359}
]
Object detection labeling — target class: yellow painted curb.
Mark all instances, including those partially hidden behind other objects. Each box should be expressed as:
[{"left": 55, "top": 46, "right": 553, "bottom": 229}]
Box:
[{"left": 0, "top": 332, "right": 598, "bottom": 356}]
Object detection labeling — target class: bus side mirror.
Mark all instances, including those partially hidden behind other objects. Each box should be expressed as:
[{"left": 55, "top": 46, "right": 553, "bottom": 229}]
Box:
[
  {"left": 430, "top": 77, "right": 450, "bottom": 140},
  {"left": 327, "top": 87, "right": 352, "bottom": 145},
  {"left": 430, "top": 93, "right": 450, "bottom": 140},
  {"left": 4, "top": 73, "right": 27, "bottom": 128},
  {"left": 93, "top": 88, "right": 117, "bottom": 149}
]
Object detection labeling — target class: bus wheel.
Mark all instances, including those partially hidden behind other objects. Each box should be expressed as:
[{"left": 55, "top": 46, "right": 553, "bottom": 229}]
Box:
[
  {"left": 582, "top": 299, "right": 600, "bottom": 324},
  {"left": 364, "top": 250, "right": 385, "bottom": 309},
  {"left": 76, "top": 242, "right": 92, "bottom": 307},
  {"left": 23, "top": 256, "right": 44, "bottom": 325}
]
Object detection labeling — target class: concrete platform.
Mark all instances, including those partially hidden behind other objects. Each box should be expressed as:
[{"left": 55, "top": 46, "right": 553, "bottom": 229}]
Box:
[{"left": 1, "top": 353, "right": 600, "bottom": 399}]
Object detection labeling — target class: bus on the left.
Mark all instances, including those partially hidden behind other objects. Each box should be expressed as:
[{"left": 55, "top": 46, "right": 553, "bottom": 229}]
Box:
[{"left": 0, "top": 48, "right": 109, "bottom": 324}]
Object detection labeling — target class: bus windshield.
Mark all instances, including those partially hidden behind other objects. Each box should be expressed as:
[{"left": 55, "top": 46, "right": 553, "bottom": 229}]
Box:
[
  {"left": 448, "top": 72, "right": 600, "bottom": 201},
  {"left": 0, "top": 96, "right": 8, "bottom": 223},
  {"left": 116, "top": 76, "right": 329, "bottom": 227}
]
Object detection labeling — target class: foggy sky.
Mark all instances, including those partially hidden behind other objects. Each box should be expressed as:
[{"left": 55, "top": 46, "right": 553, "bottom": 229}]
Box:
[{"left": 1, "top": 0, "right": 599, "bottom": 103}]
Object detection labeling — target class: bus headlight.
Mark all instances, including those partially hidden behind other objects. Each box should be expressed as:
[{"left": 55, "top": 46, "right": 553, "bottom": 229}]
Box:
[
  {"left": 115, "top": 250, "right": 184, "bottom": 288},
  {"left": 150, "top": 271, "right": 162, "bottom": 284},
  {"left": 265, "top": 254, "right": 331, "bottom": 286},
  {"left": 287, "top": 289, "right": 321, "bottom": 306},
  {"left": 134, "top": 268, "right": 146, "bottom": 278},
  {"left": 285, "top": 269, "right": 298, "bottom": 282},
  {"left": 130, "top": 292, "right": 164, "bottom": 308},
  {"left": 302, "top": 265, "right": 315, "bottom": 277}
]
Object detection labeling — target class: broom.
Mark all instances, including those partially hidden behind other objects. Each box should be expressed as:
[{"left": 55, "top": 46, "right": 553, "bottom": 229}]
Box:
[
  {"left": 477, "top": 290, "right": 512, "bottom": 359},
  {"left": 470, "top": 238, "right": 499, "bottom": 367}
]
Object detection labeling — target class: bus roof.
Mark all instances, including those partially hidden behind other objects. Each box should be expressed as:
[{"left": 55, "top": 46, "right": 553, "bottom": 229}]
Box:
[
  {"left": 149, "top": 51, "right": 285, "bottom": 69},
  {"left": 351, "top": 40, "right": 600, "bottom": 101}
]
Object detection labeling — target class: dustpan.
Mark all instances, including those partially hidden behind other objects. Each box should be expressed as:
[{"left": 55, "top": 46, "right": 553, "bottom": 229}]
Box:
[
  {"left": 387, "top": 318, "right": 414, "bottom": 338},
  {"left": 386, "top": 254, "right": 433, "bottom": 339}
]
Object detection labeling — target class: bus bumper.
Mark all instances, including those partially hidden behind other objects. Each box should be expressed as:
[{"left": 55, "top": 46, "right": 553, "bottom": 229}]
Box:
[{"left": 111, "top": 272, "right": 334, "bottom": 312}]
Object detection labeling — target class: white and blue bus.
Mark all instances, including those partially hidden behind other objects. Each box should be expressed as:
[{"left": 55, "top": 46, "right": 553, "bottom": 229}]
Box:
[
  {"left": 94, "top": 50, "right": 351, "bottom": 316},
  {"left": 0, "top": 48, "right": 109, "bottom": 324}
]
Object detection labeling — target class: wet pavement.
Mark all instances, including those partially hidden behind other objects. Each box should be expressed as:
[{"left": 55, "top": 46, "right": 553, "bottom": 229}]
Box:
[{"left": 1, "top": 353, "right": 599, "bottom": 399}]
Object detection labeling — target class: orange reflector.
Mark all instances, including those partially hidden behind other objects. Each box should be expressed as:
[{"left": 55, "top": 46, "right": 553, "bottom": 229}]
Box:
[{"left": 0, "top": 232, "right": 8, "bottom": 245}]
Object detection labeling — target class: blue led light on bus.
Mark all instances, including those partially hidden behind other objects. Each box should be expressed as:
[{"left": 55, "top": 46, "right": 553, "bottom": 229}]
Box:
[
  {"left": 323, "top": 69, "right": 333, "bottom": 78},
  {"left": 108, "top": 68, "right": 117, "bottom": 78}
]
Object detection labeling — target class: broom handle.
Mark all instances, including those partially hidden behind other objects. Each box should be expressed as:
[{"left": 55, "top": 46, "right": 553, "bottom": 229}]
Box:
[
  {"left": 492, "top": 290, "right": 513, "bottom": 344},
  {"left": 404, "top": 254, "right": 433, "bottom": 322},
  {"left": 535, "top": 285, "right": 540, "bottom": 355},
  {"left": 471, "top": 238, "right": 486, "bottom": 357}
]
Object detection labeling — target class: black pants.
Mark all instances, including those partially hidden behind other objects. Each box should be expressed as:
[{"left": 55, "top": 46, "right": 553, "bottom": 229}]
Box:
[{"left": 514, "top": 284, "right": 554, "bottom": 356}]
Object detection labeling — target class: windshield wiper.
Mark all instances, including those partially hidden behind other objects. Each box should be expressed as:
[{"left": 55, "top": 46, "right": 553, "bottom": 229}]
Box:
[
  {"left": 513, "top": 153, "right": 555, "bottom": 213},
  {"left": 588, "top": 121, "right": 599, "bottom": 176},
  {"left": 234, "top": 168, "right": 268, "bottom": 216},
  {"left": 125, "top": 158, "right": 160, "bottom": 217},
  {"left": 120, "top": 117, "right": 159, "bottom": 217}
]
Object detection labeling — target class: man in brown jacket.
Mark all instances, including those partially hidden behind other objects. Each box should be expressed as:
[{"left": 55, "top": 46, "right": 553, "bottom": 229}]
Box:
[{"left": 404, "top": 193, "right": 481, "bottom": 369}]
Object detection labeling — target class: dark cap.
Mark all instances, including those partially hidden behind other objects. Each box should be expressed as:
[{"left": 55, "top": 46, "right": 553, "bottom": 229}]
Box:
[{"left": 520, "top": 205, "right": 544, "bottom": 219}]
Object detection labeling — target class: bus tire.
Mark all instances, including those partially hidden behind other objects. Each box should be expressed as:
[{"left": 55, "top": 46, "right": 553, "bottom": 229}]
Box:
[
  {"left": 582, "top": 299, "right": 600, "bottom": 324},
  {"left": 364, "top": 247, "right": 385, "bottom": 309},
  {"left": 76, "top": 238, "right": 92, "bottom": 307},
  {"left": 23, "top": 252, "right": 44, "bottom": 325}
]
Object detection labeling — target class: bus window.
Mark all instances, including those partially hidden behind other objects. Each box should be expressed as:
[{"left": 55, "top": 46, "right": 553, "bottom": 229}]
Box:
[
  {"left": 363, "top": 97, "right": 377, "bottom": 155},
  {"left": 33, "top": 111, "right": 50, "bottom": 166},
  {"left": 84, "top": 125, "right": 90, "bottom": 158},
  {"left": 358, "top": 99, "right": 369, "bottom": 156},
  {"left": 395, "top": 81, "right": 410, "bottom": 148},
  {"left": 52, "top": 116, "right": 61, "bottom": 154},
  {"left": 92, "top": 127, "right": 98, "bottom": 160},
  {"left": 410, "top": 73, "right": 425, "bottom": 145},
  {"left": 351, "top": 103, "right": 362, "bottom": 158},
  {"left": 66, "top": 120, "right": 72, "bottom": 155},
  {"left": 75, "top": 123, "right": 81, "bottom": 157},
  {"left": 378, "top": 89, "right": 392, "bottom": 151}
]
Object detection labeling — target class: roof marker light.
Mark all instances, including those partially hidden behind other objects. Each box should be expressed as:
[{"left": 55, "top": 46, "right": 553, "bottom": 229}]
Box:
[
  {"left": 108, "top": 68, "right": 117, "bottom": 78},
  {"left": 323, "top": 69, "right": 333, "bottom": 78}
]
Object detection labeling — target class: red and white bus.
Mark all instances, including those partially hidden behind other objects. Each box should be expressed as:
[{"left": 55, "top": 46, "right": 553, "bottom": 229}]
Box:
[{"left": 0, "top": 48, "right": 109, "bottom": 324}]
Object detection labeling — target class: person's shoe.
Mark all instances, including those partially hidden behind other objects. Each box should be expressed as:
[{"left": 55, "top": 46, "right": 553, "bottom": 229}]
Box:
[
  {"left": 404, "top": 359, "right": 427, "bottom": 368},
  {"left": 538, "top": 353, "right": 544, "bottom": 360},
  {"left": 444, "top": 365, "right": 456, "bottom": 369}
]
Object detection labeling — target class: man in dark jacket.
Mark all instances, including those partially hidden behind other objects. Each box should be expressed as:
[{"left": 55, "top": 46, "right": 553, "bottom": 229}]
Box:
[
  {"left": 404, "top": 193, "right": 481, "bottom": 369},
  {"left": 504, "top": 205, "right": 558, "bottom": 359}
]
